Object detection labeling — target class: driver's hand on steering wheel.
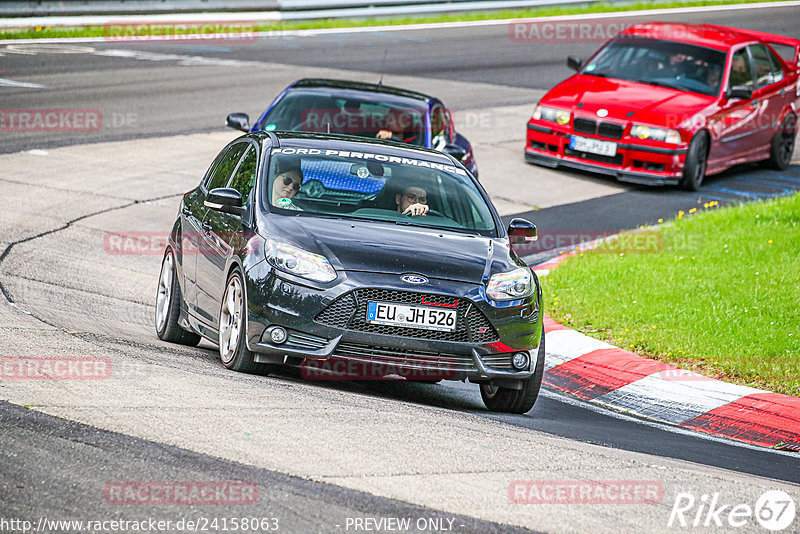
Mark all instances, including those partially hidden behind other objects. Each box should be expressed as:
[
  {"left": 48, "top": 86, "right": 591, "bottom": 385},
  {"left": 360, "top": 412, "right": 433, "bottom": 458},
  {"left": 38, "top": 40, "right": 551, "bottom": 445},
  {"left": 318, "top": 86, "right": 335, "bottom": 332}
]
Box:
[
  {"left": 402, "top": 203, "right": 429, "bottom": 217},
  {"left": 376, "top": 129, "right": 396, "bottom": 140}
]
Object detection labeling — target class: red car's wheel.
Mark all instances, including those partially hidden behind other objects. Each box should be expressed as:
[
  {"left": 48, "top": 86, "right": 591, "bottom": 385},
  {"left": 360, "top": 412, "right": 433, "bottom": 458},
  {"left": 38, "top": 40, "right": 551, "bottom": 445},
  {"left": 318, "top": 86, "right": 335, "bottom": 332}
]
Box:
[
  {"left": 764, "top": 113, "right": 797, "bottom": 171},
  {"left": 681, "top": 132, "right": 709, "bottom": 191}
]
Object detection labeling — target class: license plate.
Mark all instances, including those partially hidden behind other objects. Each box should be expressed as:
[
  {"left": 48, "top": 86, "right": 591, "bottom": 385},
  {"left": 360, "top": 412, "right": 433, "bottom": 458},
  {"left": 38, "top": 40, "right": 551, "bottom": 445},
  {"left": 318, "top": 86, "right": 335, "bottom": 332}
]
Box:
[
  {"left": 366, "top": 301, "right": 457, "bottom": 332},
  {"left": 569, "top": 135, "right": 617, "bottom": 157}
]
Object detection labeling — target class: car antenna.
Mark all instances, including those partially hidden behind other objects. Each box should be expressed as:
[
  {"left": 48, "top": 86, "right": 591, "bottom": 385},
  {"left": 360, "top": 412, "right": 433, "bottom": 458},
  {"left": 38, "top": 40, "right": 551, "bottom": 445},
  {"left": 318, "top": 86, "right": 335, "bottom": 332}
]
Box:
[{"left": 378, "top": 48, "right": 388, "bottom": 87}]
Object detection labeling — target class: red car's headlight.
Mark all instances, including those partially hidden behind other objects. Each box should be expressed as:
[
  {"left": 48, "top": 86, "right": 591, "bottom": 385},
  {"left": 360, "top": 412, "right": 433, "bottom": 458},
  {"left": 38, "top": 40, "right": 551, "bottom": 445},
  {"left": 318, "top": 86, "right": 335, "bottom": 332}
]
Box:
[
  {"left": 630, "top": 124, "right": 682, "bottom": 144},
  {"left": 533, "top": 105, "right": 571, "bottom": 126}
]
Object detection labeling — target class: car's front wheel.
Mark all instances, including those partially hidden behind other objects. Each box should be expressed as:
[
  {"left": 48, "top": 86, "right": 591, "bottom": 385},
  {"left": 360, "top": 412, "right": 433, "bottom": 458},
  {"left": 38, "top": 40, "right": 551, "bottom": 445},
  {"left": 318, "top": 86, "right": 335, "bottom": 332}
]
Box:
[
  {"left": 764, "top": 113, "right": 797, "bottom": 170},
  {"left": 155, "top": 249, "right": 201, "bottom": 346},
  {"left": 218, "top": 269, "right": 265, "bottom": 374},
  {"left": 480, "top": 333, "right": 545, "bottom": 414},
  {"left": 680, "top": 132, "right": 709, "bottom": 191}
]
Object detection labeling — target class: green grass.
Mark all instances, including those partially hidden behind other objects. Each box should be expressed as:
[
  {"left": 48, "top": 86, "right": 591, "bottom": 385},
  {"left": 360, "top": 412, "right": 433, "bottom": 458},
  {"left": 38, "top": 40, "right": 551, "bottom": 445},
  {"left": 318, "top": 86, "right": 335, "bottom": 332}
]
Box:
[
  {"left": 543, "top": 195, "right": 800, "bottom": 397},
  {"left": 0, "top": 0, "right": 788, "bottom": 40}
]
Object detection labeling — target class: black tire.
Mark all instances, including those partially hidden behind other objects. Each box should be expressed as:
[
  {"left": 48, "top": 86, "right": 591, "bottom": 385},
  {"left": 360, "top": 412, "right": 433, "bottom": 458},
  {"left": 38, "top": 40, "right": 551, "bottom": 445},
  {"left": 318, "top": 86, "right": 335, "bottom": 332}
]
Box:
[
  {"left": 680, "top": 132, "right": 709, "bottom": 191},
  {"left": 155, "top": 249, "right": 201, "bottom": 346},
  {"left": 480, "top": 332, "right": 545, "bottom": 414},
  {"left": 764, "top": 113, "right": 797, "bottom": 170},
  {"left": 218, "top": 269, "right": 267, "bottom": 374}
]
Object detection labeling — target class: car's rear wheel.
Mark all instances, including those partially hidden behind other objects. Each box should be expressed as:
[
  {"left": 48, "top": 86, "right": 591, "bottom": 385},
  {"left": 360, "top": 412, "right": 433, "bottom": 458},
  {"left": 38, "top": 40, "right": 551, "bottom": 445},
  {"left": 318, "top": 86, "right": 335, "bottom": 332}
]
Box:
[
  {"left": 480, "top": 332, "right": 545, "bottom": 414},
  {"left": 155, "top": 249, "right": 201, "bottom": 346},
  {"left": 680, "top": 132, "right": 709, "bottom": 191},
  {"left": 219, "top": 269, "right": 265, "bottom": 373},
  {"left": 764, "top": 113, "right": 797, "bottom": 170}
]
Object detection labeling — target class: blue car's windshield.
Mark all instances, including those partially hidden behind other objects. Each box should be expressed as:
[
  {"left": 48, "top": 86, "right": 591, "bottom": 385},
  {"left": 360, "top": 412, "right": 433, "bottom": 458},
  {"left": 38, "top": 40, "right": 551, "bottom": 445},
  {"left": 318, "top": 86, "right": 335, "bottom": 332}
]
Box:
[
  {"left": 264, "top": 147, "right": 496, "bottom": 236},
  {"left": 581, "top": 37, "right": 726, "bottom": 96},
  {"left": 256, "top": 89, "right": 427, "bottom": 147}
]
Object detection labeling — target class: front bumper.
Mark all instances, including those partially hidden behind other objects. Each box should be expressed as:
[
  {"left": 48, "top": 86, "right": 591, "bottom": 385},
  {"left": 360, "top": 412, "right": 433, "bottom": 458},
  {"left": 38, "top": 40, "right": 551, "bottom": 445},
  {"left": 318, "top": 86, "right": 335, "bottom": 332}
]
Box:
[
  {"left": 243, "top": 265, "right": 542, "bottom": 383},
  {"left": 525, "top": 122, "right": 688, "bottom": 186}
]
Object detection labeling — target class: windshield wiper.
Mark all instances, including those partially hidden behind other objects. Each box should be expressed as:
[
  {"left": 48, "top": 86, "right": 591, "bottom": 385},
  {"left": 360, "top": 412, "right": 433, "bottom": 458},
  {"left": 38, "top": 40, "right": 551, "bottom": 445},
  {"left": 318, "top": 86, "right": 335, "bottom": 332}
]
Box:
[{"left": 631, "top": 78, "right": 682, "bottom": 91}]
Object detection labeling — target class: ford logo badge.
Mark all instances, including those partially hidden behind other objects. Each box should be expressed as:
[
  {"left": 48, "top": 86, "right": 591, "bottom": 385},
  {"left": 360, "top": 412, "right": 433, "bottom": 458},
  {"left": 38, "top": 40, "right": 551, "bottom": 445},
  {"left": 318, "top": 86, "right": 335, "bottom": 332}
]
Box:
[{"left": 401, "top": 274, "right": 428, "bottom": 285}]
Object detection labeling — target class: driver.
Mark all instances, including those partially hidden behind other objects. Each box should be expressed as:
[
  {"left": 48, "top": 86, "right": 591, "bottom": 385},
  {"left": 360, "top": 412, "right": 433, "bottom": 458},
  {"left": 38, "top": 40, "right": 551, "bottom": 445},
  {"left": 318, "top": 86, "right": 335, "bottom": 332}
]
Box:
[
  {"left": 396, "top": 185, "right": 429, "bottom": 217},
  {"left": 272, "top": 167, "right": 303, "bottom": 210}
]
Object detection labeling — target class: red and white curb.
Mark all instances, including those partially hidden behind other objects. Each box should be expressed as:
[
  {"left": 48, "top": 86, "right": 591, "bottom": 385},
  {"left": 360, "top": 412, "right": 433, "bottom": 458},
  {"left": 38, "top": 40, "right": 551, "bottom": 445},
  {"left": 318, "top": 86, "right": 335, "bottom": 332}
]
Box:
[{"left": 534, "top": 257, "right": 800, "bottom": 451}]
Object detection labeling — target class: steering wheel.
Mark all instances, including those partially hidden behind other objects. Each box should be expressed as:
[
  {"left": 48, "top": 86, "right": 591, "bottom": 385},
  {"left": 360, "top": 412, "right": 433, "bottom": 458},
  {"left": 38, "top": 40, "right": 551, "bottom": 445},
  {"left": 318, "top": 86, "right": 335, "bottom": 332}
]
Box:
[{"left": 405, "top": 208, "right": 452, "bottom": 220}]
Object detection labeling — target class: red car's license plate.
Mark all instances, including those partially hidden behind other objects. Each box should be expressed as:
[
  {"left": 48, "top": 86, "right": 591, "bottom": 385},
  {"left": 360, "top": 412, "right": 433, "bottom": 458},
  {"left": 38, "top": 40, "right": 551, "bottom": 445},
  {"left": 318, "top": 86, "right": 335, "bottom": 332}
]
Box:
[{"left": 570, "top": 135, "right": 618, "bottom": 157}]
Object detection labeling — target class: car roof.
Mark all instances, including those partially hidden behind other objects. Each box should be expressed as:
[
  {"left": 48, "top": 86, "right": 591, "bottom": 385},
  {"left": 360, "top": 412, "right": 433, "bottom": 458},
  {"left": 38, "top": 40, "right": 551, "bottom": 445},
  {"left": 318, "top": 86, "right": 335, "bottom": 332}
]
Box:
[
  {"left": 620, "top": 22, "right": 766, "bottom": 51},
  {"left": 288, "top": 78, "right": 432, "bottom": 103},
  {"left": 261, "top": 131, "right": 456, "bottom": 164}
]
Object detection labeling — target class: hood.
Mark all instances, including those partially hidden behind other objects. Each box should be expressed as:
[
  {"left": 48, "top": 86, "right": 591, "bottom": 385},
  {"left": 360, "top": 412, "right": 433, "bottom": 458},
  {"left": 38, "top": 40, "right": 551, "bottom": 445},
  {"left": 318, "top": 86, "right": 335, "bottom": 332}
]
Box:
[
  {"left": 543, "top": 74, "right": 715, "bottom": 127},
  {"left": 261, "top": 216, "right": 515, "bottom": 284}
]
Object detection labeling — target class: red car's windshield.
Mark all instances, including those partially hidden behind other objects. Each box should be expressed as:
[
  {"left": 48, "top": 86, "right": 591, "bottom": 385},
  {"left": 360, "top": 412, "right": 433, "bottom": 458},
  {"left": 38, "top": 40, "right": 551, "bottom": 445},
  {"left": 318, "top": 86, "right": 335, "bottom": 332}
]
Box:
[{"left": 581, "top": 37, "right": 727, "bottom": 96}]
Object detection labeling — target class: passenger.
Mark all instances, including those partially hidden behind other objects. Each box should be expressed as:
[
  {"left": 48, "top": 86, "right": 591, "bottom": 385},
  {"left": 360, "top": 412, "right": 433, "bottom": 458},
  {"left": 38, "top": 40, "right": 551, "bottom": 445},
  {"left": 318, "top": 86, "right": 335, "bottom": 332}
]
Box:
[
  {"left": 396, "top": 185, "right": 429, "bottom": 217},
  {"left": 272, "top": 168, "right": 303, "bottom": 210}
]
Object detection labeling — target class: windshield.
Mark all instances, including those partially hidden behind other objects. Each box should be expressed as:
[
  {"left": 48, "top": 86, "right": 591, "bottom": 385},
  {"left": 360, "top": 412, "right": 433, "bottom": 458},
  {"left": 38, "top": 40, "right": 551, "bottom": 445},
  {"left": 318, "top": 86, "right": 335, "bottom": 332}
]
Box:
[
  {"left": 581, "top": 37, "right": 726, "bottom": 96},
  {"left": 264, "top": 147, "right": 496, "bottom": 236},
  {"left": 256, "top": 90, "right": 427, "bottom": 146}
]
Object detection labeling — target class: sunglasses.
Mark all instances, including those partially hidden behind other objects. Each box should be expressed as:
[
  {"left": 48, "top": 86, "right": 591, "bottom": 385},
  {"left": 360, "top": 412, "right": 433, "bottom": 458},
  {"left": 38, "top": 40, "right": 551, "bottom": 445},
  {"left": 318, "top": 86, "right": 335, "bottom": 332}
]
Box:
[{"left": 282, "top": 175, "right": 302, "bottom": 192}]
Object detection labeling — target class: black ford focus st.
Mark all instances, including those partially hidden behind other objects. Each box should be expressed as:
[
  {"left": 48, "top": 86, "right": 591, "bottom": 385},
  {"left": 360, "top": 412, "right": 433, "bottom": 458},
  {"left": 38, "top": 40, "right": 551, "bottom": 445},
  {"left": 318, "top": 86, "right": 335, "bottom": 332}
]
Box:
[{"left": 155, "top": 131, "right": 544, "bottom": 413}]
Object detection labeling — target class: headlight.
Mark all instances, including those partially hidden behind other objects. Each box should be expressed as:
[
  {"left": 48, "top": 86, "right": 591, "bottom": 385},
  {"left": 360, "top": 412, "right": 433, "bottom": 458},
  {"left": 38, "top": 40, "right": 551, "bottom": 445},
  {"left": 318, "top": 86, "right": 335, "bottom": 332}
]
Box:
[
  {"left": 533, "top": 105, "right": 571, "bottom": 126},
  {"left": 266, "top": 240, "right": 336, "bottom": 283},
  {"left": 487, "top": 267, "right": 535, "bottom": 301},
  {"left": 630, "top": 124, "right": 682, "bottom": 144}
]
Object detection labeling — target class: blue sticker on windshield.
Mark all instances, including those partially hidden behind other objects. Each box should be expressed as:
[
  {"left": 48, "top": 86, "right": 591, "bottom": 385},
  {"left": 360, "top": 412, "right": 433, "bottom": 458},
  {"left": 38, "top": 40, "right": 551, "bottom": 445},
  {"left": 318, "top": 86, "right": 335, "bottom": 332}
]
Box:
[{"left": 265, "top": 124, "right": 277, "bottom": 131}]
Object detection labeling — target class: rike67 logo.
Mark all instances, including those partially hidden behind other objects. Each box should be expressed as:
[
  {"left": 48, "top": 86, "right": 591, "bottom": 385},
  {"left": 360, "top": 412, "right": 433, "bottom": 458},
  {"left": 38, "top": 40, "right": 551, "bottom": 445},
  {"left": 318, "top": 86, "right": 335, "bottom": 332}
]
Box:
[{"left": 669, "top": 490, "right": 796, "bottom": 531}]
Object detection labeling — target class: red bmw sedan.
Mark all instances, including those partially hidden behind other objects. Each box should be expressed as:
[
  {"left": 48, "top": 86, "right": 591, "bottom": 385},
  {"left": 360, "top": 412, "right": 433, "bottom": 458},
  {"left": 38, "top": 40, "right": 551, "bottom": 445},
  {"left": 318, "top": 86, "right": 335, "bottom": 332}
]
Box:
[{"left": 525, "top": 23, "right": 800, "bottom": 189}]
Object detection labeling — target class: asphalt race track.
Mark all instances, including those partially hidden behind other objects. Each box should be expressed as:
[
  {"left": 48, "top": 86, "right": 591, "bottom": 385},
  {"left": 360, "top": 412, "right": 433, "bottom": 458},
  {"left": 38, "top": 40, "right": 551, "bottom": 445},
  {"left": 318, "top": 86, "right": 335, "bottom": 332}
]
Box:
[{"left": 1, "top": 3, "right": 799, "bottom": 533}]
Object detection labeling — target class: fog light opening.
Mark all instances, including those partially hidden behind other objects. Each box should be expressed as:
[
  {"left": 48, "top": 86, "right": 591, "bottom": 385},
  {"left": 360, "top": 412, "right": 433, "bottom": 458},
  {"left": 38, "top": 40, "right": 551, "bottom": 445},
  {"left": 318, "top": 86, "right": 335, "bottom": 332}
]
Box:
[
  {"left": 512, "top": 351, "right": 530, "bottom": 371},
  {"left": 269, "top": 326, "right": 288, "bottom": 344}
]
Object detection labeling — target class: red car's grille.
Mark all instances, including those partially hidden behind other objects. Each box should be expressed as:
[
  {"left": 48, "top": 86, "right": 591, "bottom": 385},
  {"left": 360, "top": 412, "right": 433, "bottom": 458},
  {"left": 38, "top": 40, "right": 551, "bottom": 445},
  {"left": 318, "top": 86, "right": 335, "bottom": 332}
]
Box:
[{"left": 573, "top": 118, "right": 624, "bottom": 140}]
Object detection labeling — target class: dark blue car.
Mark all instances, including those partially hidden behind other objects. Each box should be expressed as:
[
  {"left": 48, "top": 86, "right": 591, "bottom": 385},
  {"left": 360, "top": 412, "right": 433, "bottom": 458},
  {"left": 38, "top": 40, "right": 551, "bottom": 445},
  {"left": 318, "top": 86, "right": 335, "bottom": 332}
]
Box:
[{"left": 226, "top": 78, "right": 478, "bottom": 177}]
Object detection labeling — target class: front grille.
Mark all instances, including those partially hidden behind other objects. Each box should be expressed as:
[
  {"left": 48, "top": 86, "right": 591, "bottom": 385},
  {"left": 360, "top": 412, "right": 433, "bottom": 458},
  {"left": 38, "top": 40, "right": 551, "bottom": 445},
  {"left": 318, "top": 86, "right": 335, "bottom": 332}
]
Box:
[
  {"left": 334, "top": 343, "right": 476, "bottom": 373},
  {"left": 287, "top": 331, "right": 328, "bottom": 350},
  {"left": 574, "top": 118, "right": 624, "bottom": 140},
  {"left": 598, "top": 122, "right": 624, "bottom": 139},
  {"left": 481, "top": 354, "right": 514, "bottom": 371},
  {"left": 573, "top": 118, "right": 597, "bottom": 134},
  {"left": 314, "top": 289, "right": 498, "bottom": 342},
  {"left": 315, "top": 293, "right": 357, "bottom": 328}
]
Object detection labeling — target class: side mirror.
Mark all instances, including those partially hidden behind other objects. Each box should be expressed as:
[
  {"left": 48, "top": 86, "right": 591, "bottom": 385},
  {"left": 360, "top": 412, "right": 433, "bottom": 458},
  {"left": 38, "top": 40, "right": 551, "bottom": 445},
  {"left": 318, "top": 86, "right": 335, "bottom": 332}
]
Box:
[
  {"left": 443, "top": 143, "right": 467, "bottom": 161},
  {"left": 205, "top": 187, "right": 245, "bottom": 216},
  {"left": 508, "top": 218, "right": 537, "bottom": 248},
  {"left": 727, "top": 86, "right": 753, "bottom": 100},
  {"left": 226, "top": 113, "right": 250, "bottom": 132},
  {"left": 567, "top": 56, "right": 583, "bottom": 72}
]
